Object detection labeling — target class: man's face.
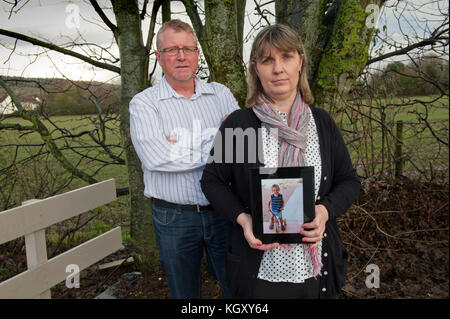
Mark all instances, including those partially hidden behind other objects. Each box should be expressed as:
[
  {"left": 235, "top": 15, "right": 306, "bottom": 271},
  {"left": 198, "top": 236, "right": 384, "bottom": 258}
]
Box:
[{"left": 155, "top": 28, "right": 199, "bottom": 85}]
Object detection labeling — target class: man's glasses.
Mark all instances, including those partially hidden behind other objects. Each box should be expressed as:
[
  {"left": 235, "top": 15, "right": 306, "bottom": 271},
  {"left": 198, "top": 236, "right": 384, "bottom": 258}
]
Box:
[{"left": 159, "top": 46, "right": 198, "bottom": 56}]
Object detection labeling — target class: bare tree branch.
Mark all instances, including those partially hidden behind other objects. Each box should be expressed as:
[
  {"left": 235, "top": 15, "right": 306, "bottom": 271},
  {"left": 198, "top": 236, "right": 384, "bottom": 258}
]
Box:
[
  {"left": 0, "top": 76, "right": 99, "bottom": 185},
  {"left": 89, "top": 0, "right": 119, "bottom": 43},
  {"left": 367, "top": 27, "right": 449, "bottom": 66},
  {"left": 145, "top": 0, "right": 162, "bottom": 53},
  {"left": 0, "top": 28, "right": 121, "bottom": 74}
]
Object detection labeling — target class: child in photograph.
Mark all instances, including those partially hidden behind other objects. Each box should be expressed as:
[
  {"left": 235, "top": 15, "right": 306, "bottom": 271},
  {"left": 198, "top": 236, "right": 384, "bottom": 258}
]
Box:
[{"left": 268, "top": 184, "right": 287, "bottom": 232}]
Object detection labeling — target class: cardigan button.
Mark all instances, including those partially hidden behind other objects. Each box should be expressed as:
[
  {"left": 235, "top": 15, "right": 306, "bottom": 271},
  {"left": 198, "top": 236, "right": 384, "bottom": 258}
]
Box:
[
  {"left": 324, "top": 232, "right": 327, "bottom": 237},
  {"left": 324, "top": 252, "right": 328, "bottom": 257},
  {"left": 324, "top": 176, "right": 327, "bottom": 181},
  {"left": 322, "top": 288, "right": 327, "bottom": 292},
  {"left": 317, "top": 195, "right": 321, "bottom": 200},
  {"left": 324, "top": 271, "right": 328, "bottom": 275}
]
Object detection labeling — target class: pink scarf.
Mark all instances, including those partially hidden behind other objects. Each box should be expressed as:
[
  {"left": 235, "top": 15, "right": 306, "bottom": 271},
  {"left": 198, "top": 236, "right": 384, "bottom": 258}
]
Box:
[{"left": 253, "top": 93, "right": 323, "bottom": 278}]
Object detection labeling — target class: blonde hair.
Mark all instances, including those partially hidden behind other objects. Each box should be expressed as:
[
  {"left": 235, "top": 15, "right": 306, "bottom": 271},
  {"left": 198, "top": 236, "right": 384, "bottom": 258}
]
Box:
[
  {"left": 156, "top": 19, "right": 197, "bottom": 50},
  {"left": 246, "top": 24, "right": 314, "bottom": 107}
]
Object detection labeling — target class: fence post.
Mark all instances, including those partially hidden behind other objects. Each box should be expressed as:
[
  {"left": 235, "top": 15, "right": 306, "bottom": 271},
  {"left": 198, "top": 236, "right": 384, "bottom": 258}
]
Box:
[
  {"left": 22, "top": 199, "right": 51, "bottom": 299},
  {"left": 395, "top": 120, "right": 404, "bottom": 178}
]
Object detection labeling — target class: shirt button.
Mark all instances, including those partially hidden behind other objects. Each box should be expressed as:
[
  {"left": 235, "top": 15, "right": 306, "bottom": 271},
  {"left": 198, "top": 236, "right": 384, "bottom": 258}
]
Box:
[
  {"left": 324, "top": 252, "right": 328, "bottom": 257},
  {"left": 322, "top": 288, "right": 327, "bottom": 292}
]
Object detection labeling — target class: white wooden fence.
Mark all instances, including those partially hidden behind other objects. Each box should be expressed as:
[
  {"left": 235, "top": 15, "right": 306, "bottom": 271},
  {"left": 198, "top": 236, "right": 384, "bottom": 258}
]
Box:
[{"left": 0, "top": 178, "right": 122, "bottom": 299}]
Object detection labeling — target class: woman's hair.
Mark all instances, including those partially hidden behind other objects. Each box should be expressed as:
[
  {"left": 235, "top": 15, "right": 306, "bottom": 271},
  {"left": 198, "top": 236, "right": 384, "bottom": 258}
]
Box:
[
  {"left": 156, "top": 19, "right": 197, "bottom": 50},
  {"left": 246, "top": 24, "right": 314, "bottom": 107}
]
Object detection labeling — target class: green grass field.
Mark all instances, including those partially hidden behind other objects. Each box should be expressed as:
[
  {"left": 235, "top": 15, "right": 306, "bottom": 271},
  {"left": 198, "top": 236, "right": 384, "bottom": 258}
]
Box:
[
  {"left": 0, "top": 114, "right": 130, "bottom": 254},
  {"left": 341, "top": 95, "right": 448, "bottom": 180},
  {"left": 0, "top": 114, "right": 128, "bottom": 189}
]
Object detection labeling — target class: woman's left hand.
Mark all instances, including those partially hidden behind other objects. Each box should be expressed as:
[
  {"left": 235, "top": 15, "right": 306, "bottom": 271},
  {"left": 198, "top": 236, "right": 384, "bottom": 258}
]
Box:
[{"left": 300, "top": 204, "right": 329, "bottom": 248}]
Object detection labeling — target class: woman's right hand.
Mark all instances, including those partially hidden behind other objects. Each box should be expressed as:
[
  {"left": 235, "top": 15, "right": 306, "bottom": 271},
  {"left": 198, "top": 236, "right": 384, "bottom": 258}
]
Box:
[{"left": 237, "top": 213, "right": 279, "bottom": 251}]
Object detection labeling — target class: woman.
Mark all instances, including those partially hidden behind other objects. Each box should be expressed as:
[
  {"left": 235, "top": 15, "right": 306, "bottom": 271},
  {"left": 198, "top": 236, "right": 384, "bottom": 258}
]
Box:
[{"left": 200, "top": 24, "right": 360, "bottom": 299}]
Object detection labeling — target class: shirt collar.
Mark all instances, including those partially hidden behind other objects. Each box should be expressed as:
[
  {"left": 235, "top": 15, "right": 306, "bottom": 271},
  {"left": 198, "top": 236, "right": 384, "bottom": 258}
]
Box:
[{"left": 157, "top": 75, "right": 215, "bottom": 100}]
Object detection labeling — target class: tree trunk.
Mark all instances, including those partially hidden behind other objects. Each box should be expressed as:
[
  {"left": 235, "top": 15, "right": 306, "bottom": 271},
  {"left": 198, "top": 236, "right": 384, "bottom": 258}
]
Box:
[
  {"left": 204, "top": 0, "right": 247, "bottom": 107},
  {"left": 112, "top": 0, "right": 159, "bottom": 273},
  {"left": 277, "top": 0, "right": 386, "bottom": 124},
  {"left": 275, "top": 0, "right": 329, "bottom": 84},
  {"left": 162, "top": 0, "right": 171, "bottom": 22},
  {"left": 313, "top": 0, "right": 385, "bottom": 123},
  {"left": 184, "top": 0, "right": 247, "bottom": 107}
]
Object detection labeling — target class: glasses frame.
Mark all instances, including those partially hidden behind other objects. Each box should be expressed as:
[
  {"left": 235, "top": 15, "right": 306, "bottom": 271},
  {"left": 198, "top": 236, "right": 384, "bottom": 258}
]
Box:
[{"left": 158, "top": 46, "right": 199, "bottom": 56}]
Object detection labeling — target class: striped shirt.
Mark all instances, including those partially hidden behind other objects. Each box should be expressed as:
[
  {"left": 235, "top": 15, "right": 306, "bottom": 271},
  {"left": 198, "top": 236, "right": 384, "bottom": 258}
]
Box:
[
  {"left": 129, "top": 76, "right": 239, "bottom": 205},
  {"left": 270, "top": 194, "right": 283, "bottom": 212}
]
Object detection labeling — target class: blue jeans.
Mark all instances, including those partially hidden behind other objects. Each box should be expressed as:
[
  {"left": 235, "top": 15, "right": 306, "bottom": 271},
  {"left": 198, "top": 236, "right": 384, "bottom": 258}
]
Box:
[{"left": 152, "top": 202, "right": 231, "bottom": 299}]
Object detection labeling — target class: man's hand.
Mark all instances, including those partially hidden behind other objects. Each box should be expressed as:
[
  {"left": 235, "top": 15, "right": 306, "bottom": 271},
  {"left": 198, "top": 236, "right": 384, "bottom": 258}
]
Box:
[
  {"left": 221, "top": 113, "right": 229, "bottom": 123},
  {"left": 237, "top": 213, "right": 279, "bottom": 250},
  {"left": 166, "top": 135, "right": 177, "bottom": 143}
]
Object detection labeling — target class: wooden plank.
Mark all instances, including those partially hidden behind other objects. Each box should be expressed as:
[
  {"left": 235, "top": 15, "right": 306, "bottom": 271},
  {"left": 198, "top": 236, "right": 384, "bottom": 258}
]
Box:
[
  {"left": 0, "top": 179, "right": 116, "bottom": 245},
  {"left": 98, "top": 257, "right": 134, "bottom": 270},
  {"left": 25, "top": 228, "right": 51, "bottom": 299},
  {"left": 22, "top": 199, "right": 48, "bottom": 270},
  {"left": 24, "top": 229, "right": 48, "bottom": 269},
  {"left": 22, "top": 200, "right": 50, "bottom": 298},
  {"left": 0, "top": 227, "right": 122, "bottom": 299}
]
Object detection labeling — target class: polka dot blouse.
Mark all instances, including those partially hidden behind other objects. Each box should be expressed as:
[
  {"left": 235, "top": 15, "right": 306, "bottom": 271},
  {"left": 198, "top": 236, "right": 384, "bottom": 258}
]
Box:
[{"left": 257, "top": 108, "right": 323, "bottom": 283}]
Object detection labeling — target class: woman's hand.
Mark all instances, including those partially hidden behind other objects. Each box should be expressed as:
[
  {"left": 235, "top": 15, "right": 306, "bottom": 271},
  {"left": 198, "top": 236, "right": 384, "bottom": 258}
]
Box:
[
  {"left": 237, "top": 213, "right": 279, "bottom": 251},
  {"left": 300, "top": 204, "right": 329, "bottom": 248}
]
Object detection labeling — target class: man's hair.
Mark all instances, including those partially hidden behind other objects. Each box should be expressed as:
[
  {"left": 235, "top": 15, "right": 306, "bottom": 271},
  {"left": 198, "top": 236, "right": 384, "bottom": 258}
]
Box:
[
  {"left": 246, "top": 24, "right": 314, "bottom": 107},
  {"left": 272, "top": 184, "right": 280, "bottom": 190},
  {"left": 156, "top": 19, "right": 198, "bottom": 50}
]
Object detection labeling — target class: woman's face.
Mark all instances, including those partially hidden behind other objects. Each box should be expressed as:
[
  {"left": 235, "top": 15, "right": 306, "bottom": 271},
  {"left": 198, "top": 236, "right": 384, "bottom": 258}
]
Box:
[{"left": 255, "top": 46, "right": 302, "bottom": 102}]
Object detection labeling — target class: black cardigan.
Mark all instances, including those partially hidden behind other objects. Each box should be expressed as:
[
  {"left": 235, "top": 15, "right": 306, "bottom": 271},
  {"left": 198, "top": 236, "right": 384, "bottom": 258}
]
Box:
[{"left": 200, "top": 107, "right": 360, "bottom": 298}]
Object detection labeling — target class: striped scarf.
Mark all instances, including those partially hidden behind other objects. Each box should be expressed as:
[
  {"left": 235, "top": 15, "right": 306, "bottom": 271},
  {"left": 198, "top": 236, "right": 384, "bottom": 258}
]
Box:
[
  {"left": 253, "top": 93, "right": 309, "bottom": 167},
  {"left": 253, "top": 93, "right": 323, "bottom": 278}
]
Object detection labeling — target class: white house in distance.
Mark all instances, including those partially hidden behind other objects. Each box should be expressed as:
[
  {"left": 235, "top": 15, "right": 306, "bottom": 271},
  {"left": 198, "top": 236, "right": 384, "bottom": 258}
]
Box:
[{"left": 0, "top": 95, "right": 40, "bottom": 114}]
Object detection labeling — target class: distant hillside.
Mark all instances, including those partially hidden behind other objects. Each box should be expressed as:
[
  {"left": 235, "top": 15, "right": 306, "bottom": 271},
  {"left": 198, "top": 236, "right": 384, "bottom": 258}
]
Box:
[{"left": 0, "top": 76, "right": 121, "bottom": 115}]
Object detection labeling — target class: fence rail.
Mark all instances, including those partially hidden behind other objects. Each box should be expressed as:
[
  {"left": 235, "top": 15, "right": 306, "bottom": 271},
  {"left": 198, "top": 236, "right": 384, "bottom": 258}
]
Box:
[{"left": 0, "top": 178, "right": 122, "bottom": 299}]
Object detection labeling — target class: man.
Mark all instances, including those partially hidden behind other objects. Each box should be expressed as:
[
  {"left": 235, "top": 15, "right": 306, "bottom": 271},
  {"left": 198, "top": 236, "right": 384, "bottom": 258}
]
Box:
[{"left": 129, "top": 19, "right": 239, "bottom": 299}]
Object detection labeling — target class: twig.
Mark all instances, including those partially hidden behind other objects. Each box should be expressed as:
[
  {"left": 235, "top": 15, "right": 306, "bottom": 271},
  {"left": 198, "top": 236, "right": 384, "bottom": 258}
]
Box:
[
  {"left": 95, "top": 254, "right": 132, "bottom": 292},
  {"left": 348, "top": 243, "right": 380, "bottom": 281}
]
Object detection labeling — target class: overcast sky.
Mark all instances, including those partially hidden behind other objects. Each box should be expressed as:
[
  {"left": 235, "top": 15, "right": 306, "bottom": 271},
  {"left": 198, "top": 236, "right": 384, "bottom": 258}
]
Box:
[{"left": 0, "top": 0, "right": 447, "bottom": 83}]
